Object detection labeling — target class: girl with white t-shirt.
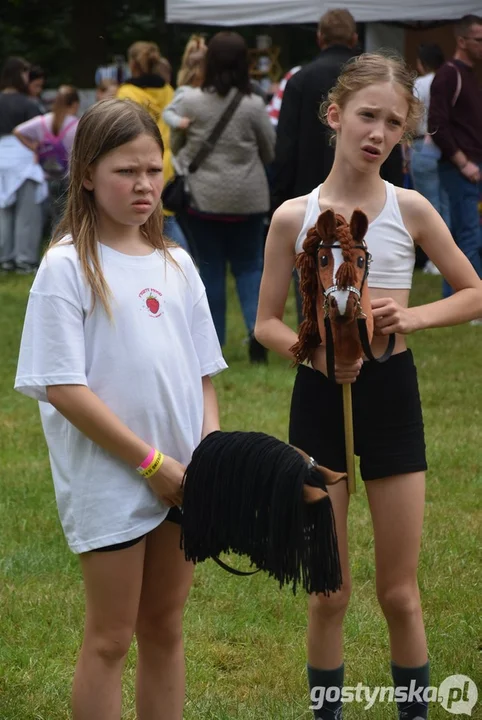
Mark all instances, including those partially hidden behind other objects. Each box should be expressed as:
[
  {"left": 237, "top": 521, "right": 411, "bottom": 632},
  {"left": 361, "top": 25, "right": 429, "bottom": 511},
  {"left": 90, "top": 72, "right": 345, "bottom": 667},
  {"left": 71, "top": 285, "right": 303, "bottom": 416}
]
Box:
[
  {"left": 15, "top": 98, "right": 226, "bottom": 720},
  {"left": 255, "top": 54, "right": 482, "bottom": 720}
]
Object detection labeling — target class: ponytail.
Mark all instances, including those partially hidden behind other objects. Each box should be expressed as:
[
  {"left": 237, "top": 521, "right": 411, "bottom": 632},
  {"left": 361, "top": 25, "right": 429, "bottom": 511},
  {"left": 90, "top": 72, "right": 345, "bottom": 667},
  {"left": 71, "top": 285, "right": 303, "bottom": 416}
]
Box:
[{"left": 51, "top": 85, "right": 79, "bottom": 136}]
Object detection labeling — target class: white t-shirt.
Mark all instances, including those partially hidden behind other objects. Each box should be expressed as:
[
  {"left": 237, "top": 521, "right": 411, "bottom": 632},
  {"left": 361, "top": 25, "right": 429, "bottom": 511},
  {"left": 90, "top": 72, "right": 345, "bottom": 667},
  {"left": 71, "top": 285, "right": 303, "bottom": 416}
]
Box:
[
  {"left": 15, "top": 241, "right": 227, "bottom": 553},
  {"left": 413, "top": 73, "right": 435, "bottom": 136}
]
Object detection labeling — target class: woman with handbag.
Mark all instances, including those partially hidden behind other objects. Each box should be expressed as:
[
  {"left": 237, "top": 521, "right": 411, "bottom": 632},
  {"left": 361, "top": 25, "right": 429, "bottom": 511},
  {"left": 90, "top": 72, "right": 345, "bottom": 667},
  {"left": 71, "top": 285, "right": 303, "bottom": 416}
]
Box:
[{"left": 171, "top": 31, "right": 275, "bottom": 363}]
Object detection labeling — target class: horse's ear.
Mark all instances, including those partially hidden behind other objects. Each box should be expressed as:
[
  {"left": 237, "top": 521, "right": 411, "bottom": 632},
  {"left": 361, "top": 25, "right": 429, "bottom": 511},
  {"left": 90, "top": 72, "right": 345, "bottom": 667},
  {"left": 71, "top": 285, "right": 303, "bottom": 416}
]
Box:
[
  {"left": 316, "top": 209, "right": 337, "bottom": 241},
  {"left": 350, "top": 209, "right": 369, "bottom": 243}
]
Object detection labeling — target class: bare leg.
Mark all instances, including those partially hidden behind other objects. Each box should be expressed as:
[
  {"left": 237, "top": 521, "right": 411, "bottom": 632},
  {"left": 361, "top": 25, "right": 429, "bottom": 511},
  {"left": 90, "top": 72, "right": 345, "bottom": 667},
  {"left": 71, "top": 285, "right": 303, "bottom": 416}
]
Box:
[
  {"left": 135, "top": 520, "right": 194, "bottom": 720},
  {"left": 72, "top": 539, "right": 146, "bottom": 720},
  {"left": 308, "top": 481, "right": 351, "bottom": 669},
  {"left": 366, "top": 472, "right": 427, "bottom": 666}
]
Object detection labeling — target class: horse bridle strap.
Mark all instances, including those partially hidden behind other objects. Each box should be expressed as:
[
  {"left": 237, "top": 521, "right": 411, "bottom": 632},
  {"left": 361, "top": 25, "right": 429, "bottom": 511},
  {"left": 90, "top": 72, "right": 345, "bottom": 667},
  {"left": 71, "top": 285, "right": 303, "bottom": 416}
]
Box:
[
  {"left": 324, "top": 284, "right": 361, "bottom": 299},
  {"left": 357, "top": 318, "right": 395, "bottom": 364},
  {"left": 323, "top": 315, "right": 395, "bottom": 383},
  {"left": 317, "top": 240, "right": 395, "bottom": 381}
]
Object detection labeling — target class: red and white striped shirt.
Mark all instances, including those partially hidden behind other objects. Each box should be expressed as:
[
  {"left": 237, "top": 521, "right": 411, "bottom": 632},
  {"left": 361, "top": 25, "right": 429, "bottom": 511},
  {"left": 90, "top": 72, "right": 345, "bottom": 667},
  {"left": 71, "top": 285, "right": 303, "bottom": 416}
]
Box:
[{"left": 267, "top": 66, "right": 302, "bottom": 127}]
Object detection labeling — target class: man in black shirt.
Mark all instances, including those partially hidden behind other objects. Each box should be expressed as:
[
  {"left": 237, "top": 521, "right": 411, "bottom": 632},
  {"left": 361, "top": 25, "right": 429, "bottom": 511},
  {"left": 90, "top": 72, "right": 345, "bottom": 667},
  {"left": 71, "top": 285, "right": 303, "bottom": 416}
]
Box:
[
  {"left": 271, "top": 10, "right": 358, "bottom": 208},
  {"left": 271, "top": 9, "right": 404, "bottom": 212}
]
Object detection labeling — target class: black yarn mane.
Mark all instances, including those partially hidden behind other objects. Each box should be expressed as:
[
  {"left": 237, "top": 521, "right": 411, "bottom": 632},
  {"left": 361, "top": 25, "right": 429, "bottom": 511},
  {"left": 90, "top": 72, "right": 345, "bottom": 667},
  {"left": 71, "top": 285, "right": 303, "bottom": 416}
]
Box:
[{"left": 181, "top": 431, "right": 342, "bottom": 595}]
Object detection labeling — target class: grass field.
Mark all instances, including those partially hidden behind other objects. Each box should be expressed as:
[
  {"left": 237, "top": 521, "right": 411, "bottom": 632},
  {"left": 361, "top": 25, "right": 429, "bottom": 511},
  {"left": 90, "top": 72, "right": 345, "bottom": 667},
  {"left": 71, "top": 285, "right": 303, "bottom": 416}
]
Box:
[{"left": 0, "top": 269, "right": 480, "bottom": 719}]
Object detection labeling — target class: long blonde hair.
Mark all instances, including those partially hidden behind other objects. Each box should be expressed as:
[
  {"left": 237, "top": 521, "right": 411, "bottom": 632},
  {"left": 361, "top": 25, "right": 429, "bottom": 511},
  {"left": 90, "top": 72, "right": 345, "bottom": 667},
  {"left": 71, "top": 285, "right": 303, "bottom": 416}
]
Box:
[
  {"left": 320, "top": 52, "right": 424, "bottom": 141},
  {"left": 177, "top": 35, "right": 207, "bottom": 87},
  {"left": 51, "top": 85, "right": 79, "bottom": 135},
  {"left": 51, "top": 99, "right": 176, "bottom": 318}
]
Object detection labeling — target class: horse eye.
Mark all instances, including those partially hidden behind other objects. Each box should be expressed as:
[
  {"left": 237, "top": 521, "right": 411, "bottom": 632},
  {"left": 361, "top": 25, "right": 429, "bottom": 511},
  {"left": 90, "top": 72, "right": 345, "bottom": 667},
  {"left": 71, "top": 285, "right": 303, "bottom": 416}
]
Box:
[
  {"left": 357, "top": 256, "right": 365, "bottom": 268},
  {"left": 320, "top": 255, "right": 328, "bottom": 267}
]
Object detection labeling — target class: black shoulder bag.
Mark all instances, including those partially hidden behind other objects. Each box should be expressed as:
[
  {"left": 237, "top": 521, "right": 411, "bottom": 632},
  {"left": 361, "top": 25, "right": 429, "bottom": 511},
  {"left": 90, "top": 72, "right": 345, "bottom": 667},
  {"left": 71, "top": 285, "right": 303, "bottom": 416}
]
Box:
[{"left": 162, "top": 90, "right": 243, "bottom": 214}]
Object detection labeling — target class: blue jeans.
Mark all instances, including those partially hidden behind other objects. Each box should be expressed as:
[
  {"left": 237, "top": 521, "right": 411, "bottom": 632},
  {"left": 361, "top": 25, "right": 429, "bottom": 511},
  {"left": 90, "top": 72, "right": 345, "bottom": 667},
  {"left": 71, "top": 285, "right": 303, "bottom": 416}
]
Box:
[
  {"left": 410, "top": 139, "right": 450, "bottom": 227},
  {"left": 439, "top": 162, "right": 482, "bottom": 298},
  {"left": 163, "top": 214, "right": 190, "bottom": 252},
  {"left": 186, "top": 213, "right": 265, "bottom": 346}
]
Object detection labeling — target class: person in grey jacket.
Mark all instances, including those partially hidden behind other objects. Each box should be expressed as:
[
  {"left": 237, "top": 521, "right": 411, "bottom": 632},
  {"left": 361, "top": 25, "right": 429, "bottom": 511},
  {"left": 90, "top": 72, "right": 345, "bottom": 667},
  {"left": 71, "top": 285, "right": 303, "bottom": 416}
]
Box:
[{"left": 171, "top": 31, "right": 275, "bottom": 362}]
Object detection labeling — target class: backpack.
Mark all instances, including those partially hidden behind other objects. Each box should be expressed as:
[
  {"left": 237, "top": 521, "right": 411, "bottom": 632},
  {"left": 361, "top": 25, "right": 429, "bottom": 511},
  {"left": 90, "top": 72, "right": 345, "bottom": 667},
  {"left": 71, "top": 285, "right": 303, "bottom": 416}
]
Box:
[{"left": 37, "top": 116, "right": 77, "bottom": 178}]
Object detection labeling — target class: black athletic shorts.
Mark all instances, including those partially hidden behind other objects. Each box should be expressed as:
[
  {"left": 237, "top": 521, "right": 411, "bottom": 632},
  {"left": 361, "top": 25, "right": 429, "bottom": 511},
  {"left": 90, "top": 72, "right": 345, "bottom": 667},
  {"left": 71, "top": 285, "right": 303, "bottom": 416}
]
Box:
[
  {"left": 289, "top": 350, "right": 427, "bottom": 481},
  {"left": 92, "top": 506, "right": 182, "bottom": 553}
]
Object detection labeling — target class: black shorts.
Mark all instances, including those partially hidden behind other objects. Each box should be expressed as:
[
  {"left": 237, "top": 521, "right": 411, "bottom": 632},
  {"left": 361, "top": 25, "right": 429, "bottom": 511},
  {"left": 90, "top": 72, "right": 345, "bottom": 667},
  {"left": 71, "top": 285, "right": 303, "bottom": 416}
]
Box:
[
  {"left": 92, "top": 506, "right": 182, "bottom": 553},
  {"left": 289, "top": 350, "right": 427, "bottom": 481}
]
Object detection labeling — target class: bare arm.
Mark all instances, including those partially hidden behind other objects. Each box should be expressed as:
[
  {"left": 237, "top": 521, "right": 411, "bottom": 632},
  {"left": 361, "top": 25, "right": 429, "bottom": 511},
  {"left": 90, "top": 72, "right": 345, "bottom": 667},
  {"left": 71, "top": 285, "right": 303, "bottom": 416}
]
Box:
[
  {"left": 414, "top": 195, "right": 482, "bottom": 327},
  {"left": 373, "top": 191, "right": 482, "bottom": 334},
  {"left": 13, "top": 128, "right": 38, "bottom": 153},
  {"left": 201, "top": 375, "right": 220, "bottom": 438},
  {"left": 162, "top": 87, "right": 191, "bottom": 130},
  {"left": 254, "top": 202, "right": 302, "bottom": 360},
  {"left": 46, "top": 384, "right": 184, "bottom": 505}
]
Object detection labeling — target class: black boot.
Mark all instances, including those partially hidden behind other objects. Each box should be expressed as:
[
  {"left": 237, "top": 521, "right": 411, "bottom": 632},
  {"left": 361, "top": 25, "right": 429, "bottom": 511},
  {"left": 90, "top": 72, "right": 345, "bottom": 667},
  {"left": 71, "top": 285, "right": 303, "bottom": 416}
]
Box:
[{"left": 248, "top": 332, "right": 268, "bottom": 364}]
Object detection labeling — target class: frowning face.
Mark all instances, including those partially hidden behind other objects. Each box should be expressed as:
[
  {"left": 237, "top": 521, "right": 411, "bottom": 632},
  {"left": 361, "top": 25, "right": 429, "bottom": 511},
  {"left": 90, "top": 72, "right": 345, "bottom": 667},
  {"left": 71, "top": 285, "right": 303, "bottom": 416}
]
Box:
[
  {"left": 83, "top": 133, "right": 164, "bottom": 231},
  {"left": 327, "top": 82, "right": 408, "bottom": 173}
]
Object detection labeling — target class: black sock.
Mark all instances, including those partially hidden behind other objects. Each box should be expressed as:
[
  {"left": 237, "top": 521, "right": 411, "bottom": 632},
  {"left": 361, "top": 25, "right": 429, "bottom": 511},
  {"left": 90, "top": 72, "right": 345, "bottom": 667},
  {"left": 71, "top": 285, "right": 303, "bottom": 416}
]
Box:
[
  {"left": 391, "top": 661, "right": 430, "bottom": 719},
  {"left": 308, "top": 664, "right": 344, "bottom": 719}
]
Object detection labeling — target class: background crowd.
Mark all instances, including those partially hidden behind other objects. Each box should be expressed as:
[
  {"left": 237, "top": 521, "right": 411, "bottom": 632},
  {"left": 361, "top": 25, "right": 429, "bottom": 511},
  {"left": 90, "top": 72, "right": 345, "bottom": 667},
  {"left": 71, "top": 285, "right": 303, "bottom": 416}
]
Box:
[{"left": 0, "top": 9, "right": 481, "bottom": 338}]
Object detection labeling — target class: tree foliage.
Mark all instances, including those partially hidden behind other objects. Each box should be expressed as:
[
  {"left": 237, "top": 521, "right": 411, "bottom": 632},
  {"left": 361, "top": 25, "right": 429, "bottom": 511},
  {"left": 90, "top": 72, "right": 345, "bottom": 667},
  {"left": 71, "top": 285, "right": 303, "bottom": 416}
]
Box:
[
  {"left": 0, "top": 0, "right": 169, "bottom": 87},
  {"left": 0, "top": 0, "right": 314, "bottom": 89}
]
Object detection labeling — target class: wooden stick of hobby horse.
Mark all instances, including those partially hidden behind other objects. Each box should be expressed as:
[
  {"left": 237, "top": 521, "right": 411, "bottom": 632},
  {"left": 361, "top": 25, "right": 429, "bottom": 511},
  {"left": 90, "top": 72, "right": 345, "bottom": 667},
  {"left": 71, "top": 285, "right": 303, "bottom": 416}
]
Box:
[{"left": 342, "top": 383, "right": 356, "bottom": 494}]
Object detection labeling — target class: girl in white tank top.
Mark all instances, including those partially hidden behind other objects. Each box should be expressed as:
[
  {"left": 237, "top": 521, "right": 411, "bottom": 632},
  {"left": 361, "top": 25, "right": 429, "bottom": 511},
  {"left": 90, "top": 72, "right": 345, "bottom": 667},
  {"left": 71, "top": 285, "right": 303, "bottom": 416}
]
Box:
[{"left": 255, "top": 53, "right": 482, "bottom": 720}]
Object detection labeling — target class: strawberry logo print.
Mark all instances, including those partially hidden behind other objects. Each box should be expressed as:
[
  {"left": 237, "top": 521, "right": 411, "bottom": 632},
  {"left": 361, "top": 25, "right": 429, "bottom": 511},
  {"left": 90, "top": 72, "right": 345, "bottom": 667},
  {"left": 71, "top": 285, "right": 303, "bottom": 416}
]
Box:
[
  {"left": 146, "top": 294, "right": 159, "bottom": 314},
  {"left": 139, "top": 287, "right": 163, "bottom": 318}
]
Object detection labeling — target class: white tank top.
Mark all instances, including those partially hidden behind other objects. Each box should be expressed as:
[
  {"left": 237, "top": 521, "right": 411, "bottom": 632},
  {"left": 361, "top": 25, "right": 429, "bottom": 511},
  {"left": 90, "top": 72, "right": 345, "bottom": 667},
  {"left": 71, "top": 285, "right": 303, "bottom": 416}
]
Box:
[{"left": 295, "top": 181, "right": 415, "bottom": 289}]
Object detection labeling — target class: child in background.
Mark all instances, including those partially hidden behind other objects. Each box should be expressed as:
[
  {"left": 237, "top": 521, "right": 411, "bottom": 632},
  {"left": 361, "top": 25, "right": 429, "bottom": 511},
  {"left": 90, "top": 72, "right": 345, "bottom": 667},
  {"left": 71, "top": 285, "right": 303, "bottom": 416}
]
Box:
[
  {"left": 15, "top": 98, "right": 226, "bottom": 720},
  {"left": 14, "top": 85, "right": 80, "bottom": 229},
  {"left": 95, "top": 78, "right": 119, "bottom": 101},
  {"left": 163, "top": 35, "right": 207, "bottom": 130}
]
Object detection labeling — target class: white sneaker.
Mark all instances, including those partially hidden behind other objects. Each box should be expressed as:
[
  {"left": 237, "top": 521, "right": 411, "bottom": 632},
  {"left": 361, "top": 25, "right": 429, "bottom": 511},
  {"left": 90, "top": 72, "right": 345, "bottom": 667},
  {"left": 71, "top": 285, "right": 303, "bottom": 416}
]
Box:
[
  {"left": 470, "top": 318, "right": 482, "bottom": 326},
  {"left": 423, "top": 260, "right": 441, "bottom": 276}
]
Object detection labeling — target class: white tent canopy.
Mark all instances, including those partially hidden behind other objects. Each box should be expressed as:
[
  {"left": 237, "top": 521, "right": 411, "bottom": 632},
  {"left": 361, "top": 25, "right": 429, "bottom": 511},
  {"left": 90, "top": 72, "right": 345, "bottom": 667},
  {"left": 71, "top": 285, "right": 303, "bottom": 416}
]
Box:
[{"left": 166, "top": 0, "right": 482, "bottom": 25}]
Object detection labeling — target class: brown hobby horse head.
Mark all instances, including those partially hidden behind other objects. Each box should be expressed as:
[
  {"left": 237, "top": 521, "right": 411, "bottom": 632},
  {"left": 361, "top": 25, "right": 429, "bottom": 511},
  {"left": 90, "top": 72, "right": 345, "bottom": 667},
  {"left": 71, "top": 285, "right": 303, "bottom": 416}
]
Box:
[{"left": 291, "top": 208, "right": 374, "bottom": 365}]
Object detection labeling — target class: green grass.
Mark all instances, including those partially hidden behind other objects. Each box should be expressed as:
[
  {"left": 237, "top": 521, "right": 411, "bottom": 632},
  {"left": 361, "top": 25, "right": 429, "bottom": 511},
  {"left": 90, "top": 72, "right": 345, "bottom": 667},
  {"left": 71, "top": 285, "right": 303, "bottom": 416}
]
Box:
[{"left": 0, "top": 270, "right": 481, "bottom": 719}]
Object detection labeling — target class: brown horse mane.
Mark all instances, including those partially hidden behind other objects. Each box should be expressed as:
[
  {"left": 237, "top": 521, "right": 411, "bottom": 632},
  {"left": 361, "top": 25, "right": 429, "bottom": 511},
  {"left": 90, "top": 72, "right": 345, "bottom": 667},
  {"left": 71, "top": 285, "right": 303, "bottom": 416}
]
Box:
[{"left": 290, "top": 226, "right": 322, "bottom": 364}]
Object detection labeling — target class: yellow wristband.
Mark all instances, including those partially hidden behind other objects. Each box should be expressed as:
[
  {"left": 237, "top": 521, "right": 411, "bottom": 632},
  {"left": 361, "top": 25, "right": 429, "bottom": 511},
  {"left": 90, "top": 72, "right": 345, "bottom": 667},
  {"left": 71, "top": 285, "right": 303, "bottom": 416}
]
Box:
[{"left": 138, "top": 450, "right": 164, "bottom": 478}]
